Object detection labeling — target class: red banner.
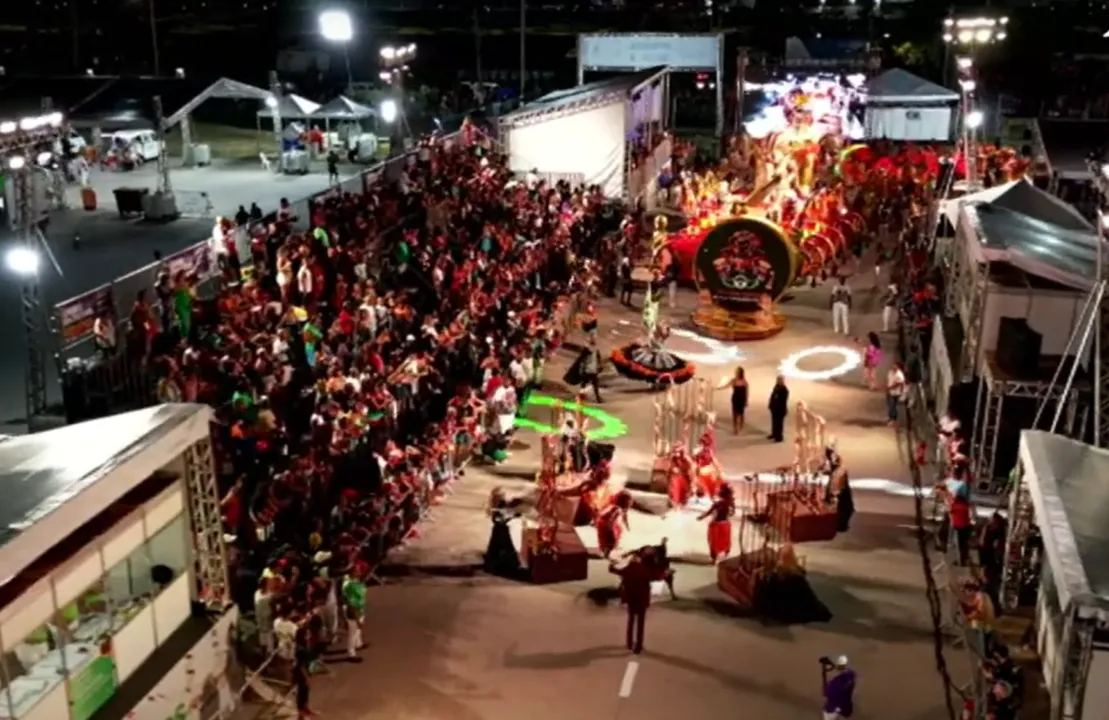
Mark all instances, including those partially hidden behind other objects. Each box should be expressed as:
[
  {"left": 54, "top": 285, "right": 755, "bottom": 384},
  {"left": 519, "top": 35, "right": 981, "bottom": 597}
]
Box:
[{"left": 57, "top": 285, "right": 115, "bottom": 345}]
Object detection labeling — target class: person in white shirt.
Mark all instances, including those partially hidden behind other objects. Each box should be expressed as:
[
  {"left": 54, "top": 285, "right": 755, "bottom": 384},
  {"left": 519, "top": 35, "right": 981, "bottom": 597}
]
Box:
[
  {"left": 297, "top": 262, "right": 313, "bottom": 300},
  {"left": 881, "top": 283, "right": 898, "bottom": 333},
  {"left": 92, "top": 314, "right": 116, "bottom": 356},
  {"left": 885, "top": 363, "right": 906, "bottom": 424},
  {"left": 830, "top": 277, "right": 852, "bottom": 335}
]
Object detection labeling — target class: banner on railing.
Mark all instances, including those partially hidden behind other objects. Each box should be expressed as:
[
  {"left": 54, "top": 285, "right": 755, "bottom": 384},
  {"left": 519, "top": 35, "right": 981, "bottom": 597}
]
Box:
[
  {"left": 165, "top": 242, "right": 217, "bottom": 281},
  {"left": 56, "top": 285, "right": 115, "bottom": 347}
]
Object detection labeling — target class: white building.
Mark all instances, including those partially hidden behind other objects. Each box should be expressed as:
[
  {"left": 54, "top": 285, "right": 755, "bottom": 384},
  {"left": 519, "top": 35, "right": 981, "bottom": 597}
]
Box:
[
  {"left": 863, "top": 68, "right": 959, "bottom": 142},
  {"left": 499, "top": 67, "right": 670, "bottom": 199}
]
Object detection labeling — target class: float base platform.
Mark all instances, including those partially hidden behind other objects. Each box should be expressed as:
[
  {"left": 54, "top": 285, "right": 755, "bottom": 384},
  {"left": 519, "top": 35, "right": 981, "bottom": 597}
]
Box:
[
  {"left": 765, "top": 490, "right": 838, "bottom": 543},
  {"left": 691, "top": 304, "right": 786, "bottom": 341},
  {"left": 522, "top": 525, "right": 590, "bottom": 584}
]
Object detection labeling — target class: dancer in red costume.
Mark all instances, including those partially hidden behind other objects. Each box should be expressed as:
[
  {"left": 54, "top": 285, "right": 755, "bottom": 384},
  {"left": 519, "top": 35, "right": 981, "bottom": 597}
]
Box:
[
  {"left": 698, "top": 484, "right": 735, "bottom": 563},
  {"left": 667, "top": 444, "right": 694, "bottom": 510},
  {"left": 596, "top": 490, "right": 633, "bottom": 558},
  {"left": 693, "top": 429, "right": 723, "bottom": 499}
]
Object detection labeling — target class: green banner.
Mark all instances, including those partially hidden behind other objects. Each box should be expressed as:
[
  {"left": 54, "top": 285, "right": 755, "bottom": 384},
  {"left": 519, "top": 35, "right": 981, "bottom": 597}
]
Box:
[{"left": 69, "top": 655, "right": 118, "bottom": 720}]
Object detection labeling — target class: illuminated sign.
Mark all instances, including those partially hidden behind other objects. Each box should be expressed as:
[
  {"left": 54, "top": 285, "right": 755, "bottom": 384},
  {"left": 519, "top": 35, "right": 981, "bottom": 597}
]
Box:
[{"left": 579, "top": 33, "right": 722, "bottom": 72}]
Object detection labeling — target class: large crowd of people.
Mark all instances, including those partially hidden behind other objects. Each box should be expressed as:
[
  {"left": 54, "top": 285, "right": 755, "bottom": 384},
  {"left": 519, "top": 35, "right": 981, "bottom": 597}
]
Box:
[{"left": 121, "top": 131, "right": 618, "bottom": 704}]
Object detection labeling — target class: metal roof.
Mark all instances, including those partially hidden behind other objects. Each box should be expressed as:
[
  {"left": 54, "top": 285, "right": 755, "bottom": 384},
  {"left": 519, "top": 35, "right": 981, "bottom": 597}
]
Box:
[
  {"left": 1020, "top": 431, "right": 1109, "bottom": 621},
  {"left": 866, "top": 68, "right": 958, "bottom": 103},
  {"left": 0, "top": 404, "right": 212, "bottom": 587},
  {"left": 502, "top": 66, "right": 667, "bottom": 126}
]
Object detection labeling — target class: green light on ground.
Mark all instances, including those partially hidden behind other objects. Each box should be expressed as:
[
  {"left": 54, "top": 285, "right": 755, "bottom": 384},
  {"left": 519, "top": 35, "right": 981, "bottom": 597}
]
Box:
[{"left": 514, "top": 393, "right": 629, "bottom": 441}]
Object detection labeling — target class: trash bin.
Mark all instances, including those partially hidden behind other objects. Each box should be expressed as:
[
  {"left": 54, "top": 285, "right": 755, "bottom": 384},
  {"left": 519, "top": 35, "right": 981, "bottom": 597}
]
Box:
[
  {"left": 80, "top": 187, "right": 97, "bottom": 211},
  {"left": 113, "top": 187, "right": 149, "bottom": 218}
]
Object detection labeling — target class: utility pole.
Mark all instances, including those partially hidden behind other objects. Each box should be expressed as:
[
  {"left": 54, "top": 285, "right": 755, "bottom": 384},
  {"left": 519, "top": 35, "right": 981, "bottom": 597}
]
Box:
[
  {"left": 473, "top": 6, "right": 483, "bottom": 85},
  {"left": 519, "top": 0, "right": 527, "bottom": 98},
  {"left": 1088, "top": 160, "right": 1109, "bottom": 448},
  {"left": 149, "top": 0, "right": 161, "bottom": 76},
  {"left": 734, "top": 48, "right": 747, "bottom": 136}
]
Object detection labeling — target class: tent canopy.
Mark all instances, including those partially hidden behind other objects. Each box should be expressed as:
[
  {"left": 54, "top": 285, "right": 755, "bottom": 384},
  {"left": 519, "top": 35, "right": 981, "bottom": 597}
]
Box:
[
  {"left": 312, "top": 95, "right": 376, "bottom": 120},
  {"left": 865, "top": 68, "right": 959, "bottom": 103},
  {"left": 1020, "top": 431, "right": 1109, "bottom": 621},
  {"left": 165, "top": 77, "right": 272, "bottom": 129},
  {"left": 0, "top": 404, "right": 212, "bottom": 585},
  {"left": 258, "top": 94, "right": 321, "bottom": 120},
  {"left": 964, "top": 203, "right": 1103, "bottom": 291},
  {"left": 946, "top": 178, "right": 1093, "bottom": 232}
]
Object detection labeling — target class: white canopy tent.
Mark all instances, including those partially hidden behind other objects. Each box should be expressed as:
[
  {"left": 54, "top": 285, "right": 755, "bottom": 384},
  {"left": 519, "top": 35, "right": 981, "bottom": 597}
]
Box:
[
  {"left": 312, "top": 96, "right": 376, "bottom": 121},
  {"left": 165, "top": 77, "right": 273, "bottom": 130},
  {"left": 257, "top": 94, "right": 320, "bottom": 121},
  {"left": 863, "top": 68, "right": 958, "bottom": 141},
  {"left": 1016, "top": 431, "right": 1109, "bottom": 718}
]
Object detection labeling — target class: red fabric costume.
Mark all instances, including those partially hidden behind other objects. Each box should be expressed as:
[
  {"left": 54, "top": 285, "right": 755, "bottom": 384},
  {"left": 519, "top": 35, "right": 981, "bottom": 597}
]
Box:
[
  {"left": 693, "top": 430, "right": 722, "bottom": 498},
  {"left": 596, "top": 491, "right": 632, "bottom": 558},
  {"left": 667, "top": 445, "right": 693, "bottom": 508}
]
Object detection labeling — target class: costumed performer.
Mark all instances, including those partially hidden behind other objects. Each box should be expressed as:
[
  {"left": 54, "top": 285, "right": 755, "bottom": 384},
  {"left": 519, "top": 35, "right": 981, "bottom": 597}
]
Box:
[
  {"left": 823, "top": 446, "right": 855, "bottom": 533},
  {"left": 484, "top": 488, "right": 522, "bottom": 576},
  {"left": 693, "top": 428, "right": 723, "bottom": 499},
  {"left": 617, "top": 538, "right": 677, "bottom": 600},
  {"left": 667, "top": 443, "right": 694, "bottom": 510},
  {"left": 596, "top": 490, "right": 633, "bottom": 558},
  {"left": 698, "top": 484, "right": 735, "bottom": 563}
]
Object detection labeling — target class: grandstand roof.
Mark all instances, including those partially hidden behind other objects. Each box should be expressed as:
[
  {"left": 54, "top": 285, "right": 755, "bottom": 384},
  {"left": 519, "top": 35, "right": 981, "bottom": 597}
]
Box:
[
  {"left": 0, "top": 403, "right": 212, "bottom": 586},
  {"left": 501, "top": 67, "right": 667, "bottom": 125},
  {"left": 1020, "top": 431, "right": 1109, "bottom": 620}
]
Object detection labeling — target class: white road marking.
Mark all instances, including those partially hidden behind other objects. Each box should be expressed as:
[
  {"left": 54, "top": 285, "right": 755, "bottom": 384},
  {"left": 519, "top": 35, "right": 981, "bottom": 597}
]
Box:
[{"left": 618, "top": 661, "right": 640, "bottom": 698}]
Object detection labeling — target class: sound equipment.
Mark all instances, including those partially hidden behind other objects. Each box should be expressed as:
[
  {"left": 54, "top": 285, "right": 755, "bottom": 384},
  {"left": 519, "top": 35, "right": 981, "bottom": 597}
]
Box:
[{"left": 996, "top": 317, "right": 1042, "bottom": 377}]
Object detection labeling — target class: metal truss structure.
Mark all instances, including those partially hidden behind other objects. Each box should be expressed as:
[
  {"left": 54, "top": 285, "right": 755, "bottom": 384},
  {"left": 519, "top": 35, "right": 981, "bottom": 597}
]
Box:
[
  {"left": 184, "top": 437, "right": 231, "bottom": 611},
  {"left": 969, "top": 359, "right": 1083, "bottom": 492}
]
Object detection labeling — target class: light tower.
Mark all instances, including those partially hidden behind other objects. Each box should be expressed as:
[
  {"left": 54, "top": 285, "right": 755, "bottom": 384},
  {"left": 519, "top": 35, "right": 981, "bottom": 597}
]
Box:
[
  {"left": 943, "top": 15, "right": 1007, "bottom": 190},
  {"left": 380, "top": 43, "right": 416, "bottom": 149},
  {"left": 0, "top": 112, "right": 66, "bottom": 429}
]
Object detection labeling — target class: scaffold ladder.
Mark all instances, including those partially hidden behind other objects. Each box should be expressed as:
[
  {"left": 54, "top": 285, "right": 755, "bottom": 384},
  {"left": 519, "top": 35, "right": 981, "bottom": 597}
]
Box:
[{"left": 185, "top": 437, "right": 232, "bottom": 610}]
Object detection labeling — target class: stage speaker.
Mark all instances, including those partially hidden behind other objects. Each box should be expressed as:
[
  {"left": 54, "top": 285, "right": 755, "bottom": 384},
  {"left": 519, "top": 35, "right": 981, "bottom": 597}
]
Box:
[{"left": 996, "top": 317, "right": 1042, "bottom": 377}]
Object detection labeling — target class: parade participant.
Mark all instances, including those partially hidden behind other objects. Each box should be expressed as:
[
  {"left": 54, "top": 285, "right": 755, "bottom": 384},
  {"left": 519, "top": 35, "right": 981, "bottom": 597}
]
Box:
[
  {"left": 824, "top": 447, "right": 855, "bottom": 533},
  {"left": 596, "top": 490, "right": 632, "bottom": 558},
  {"left": 768, "top": 375, "right": 790, "bottom": 443},
  {"left": 830, "top": 276, "right": 852, "bottom": 335},
  {"left": 729, "top": 366, "right": 749, "bottom": 434},
  {"left": 698, "top": 484, "right": 735, "bottom": 563},
  {"left": 821, "top": 656, "right": 856, "bottom": 719},
  {"left": 667, "top": 443, "right": 694, "bottom": 510},
  {"left": 622, "top": 539, "right": 678, "bottom": 600},
  {"left": 862, "top": 332, "right": 882, "bottom": 390},
  {"left": 610, "top": 554, "right": 652, "bottom": 654},
  {"left": 693, "top": 429, "right": 723, "bottom": 498},
  {"left": 565, "top": 338, "right": 605, "bottom": 403}
]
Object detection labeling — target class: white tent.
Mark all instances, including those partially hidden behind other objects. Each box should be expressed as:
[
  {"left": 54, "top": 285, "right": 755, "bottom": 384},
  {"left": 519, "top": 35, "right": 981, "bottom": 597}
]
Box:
[
  {"left": 500, "top": 67, "right": 668, "bottom": 198},
  {"left": 257, "top": 94, "right": 321, "bottom": 120},
  {"left": 165, "top": 77, "right": 272, "bottom": 130},
  {"left": 864, "top": 69, "right": 958, "bottom": 142},
  {"left": 944, "top": 178, "right": 1093, "bottom": 231},
  {"left": 312, "top": 96, "right": 376, "bottom": 121}
]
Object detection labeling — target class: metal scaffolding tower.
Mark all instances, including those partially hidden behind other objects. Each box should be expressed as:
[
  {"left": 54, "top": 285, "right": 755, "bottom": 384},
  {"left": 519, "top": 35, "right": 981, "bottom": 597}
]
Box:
[
  {"left": 184, "top": 437, "right": 231, "bottom": 610},
  {"left": 12, "top": 168, "right": 48, "bottom": 425},
  {"left": 1088, "top": 160, "right": 1109, "bottom": 448}
]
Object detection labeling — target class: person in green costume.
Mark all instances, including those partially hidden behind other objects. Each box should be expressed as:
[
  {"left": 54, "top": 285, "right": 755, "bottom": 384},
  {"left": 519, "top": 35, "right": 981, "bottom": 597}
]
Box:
[
  {"left": 312, "top": 226, "right": 330, "bottom": 249},
  {"left": 172, "top": 271, "right": 195, "bottom": 339},
  {"left": 341, "top": 572, "right": 366, "bottom": 661}
]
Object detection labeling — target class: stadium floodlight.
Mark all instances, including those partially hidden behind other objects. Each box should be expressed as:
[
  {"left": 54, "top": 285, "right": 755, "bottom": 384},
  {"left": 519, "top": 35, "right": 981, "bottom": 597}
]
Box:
[
  {"left": 380, "top": 99, "right": 398, "bottom": 123},
  {"left": 265, "top": 96, "right": 278, "bottom": 108},
  {"left": 945, "top": 16, "right": 1007, "bottom": 45},
  {"left": 8, "top": 156, "right": 25, "bottom": 170},
  {"left": 5, "top": 247, "right": 39, "bottom": 277},
  {"left": 957, "top": 56, "right": 973, "bottom": 70},
  {"left": 960, "top": 79, "right": 977, "bottom": 93},
  {"left": 319, "top": 10, "right": 353, "bottom": 43},
  {"left": 966, "top": 110, "right": 984, "bottom": 129}
]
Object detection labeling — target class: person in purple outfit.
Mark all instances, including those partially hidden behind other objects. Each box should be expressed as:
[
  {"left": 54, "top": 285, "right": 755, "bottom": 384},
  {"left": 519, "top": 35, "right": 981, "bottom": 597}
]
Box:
[{"left": 822, "top": 655, "right": 856, "bottom": 719}]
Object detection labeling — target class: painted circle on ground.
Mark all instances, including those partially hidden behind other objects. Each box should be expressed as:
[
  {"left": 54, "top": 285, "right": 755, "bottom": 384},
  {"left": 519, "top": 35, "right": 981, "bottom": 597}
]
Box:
[
  {"left": 514, "top": 393, "right": 629, "bottom": 441},
  {"left": 779, "top": 346, "right": 862, "bottom": 381},
  {"left": 694, "top": 216, "right": 799, "bottom": 310}
]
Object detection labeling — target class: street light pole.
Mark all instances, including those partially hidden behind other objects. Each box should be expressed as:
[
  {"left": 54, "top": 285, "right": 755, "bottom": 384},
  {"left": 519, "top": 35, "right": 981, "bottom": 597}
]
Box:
[
  {"left": 520, "top": 0, "right": 527, "bottom": 98},
  {"left": 149, "top": 0, "right": 160, "bottom": 76}
]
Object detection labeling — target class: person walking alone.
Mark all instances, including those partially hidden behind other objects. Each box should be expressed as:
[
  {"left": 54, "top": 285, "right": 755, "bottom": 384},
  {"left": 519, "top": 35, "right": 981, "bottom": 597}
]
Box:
[
  {"left": 768, "top": 375, "right": 790, "bottom": 443},
  {"left": 611, "top": 555, "right": 653, "bottom": 654},
  {"left": 822, "top": 656, "right": 856, "bottom": 719},
  {"left": 830, "top": 276, "right": 852, "bottom": 335},
  {"left": 881, "top": 282, "right": 898, "bottom": 333}
]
